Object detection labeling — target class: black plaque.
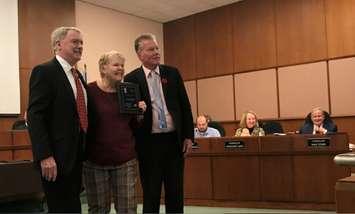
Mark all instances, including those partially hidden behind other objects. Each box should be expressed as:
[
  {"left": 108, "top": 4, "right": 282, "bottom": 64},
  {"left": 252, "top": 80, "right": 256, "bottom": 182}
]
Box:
[
  {"left": 307, "top": 138, "right": 330, "bottom": 147},
  {"left": 117, "top": 82, "right": 141, "bottom": 114},
  {"left": 224, "top": 141, "right": 245, "bottom": 149}
]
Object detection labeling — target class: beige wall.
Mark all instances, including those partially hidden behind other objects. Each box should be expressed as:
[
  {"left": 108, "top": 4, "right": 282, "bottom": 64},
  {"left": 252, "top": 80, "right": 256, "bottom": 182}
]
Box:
[
  {"left": 185, "top": 57, "right": 355, "bottom": 122},
  {"left": 75, "top": 1, "right": 164, "bottom": 82},
  {"left": 164, "top": 0, "right": 355, "bottom": 125}
]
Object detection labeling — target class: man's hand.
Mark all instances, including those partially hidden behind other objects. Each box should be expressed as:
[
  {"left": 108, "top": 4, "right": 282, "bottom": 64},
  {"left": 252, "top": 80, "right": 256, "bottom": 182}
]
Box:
[
  {"left": 182, "top": 139, "right": 193, "bottom": 157},
  {"left": 138, "top": 101, "right": 147, "bottom": 113},
  {"left": 40, "top": 156, "right": 57, "bottom": 182}
]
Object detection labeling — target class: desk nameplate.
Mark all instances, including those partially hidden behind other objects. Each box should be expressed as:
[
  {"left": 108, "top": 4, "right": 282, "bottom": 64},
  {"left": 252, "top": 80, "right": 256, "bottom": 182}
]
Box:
[
  {"left": 307, "top": 138, "right": 330, "bottom": 147},
  {"left": 224, "top": 141, "right": 245, "bottom": 149}
]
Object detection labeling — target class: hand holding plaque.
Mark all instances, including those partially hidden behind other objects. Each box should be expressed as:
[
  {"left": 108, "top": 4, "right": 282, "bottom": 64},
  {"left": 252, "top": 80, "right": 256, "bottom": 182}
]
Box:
[{"left": 117, "top": 82, "right": 141, "bottom": 114}]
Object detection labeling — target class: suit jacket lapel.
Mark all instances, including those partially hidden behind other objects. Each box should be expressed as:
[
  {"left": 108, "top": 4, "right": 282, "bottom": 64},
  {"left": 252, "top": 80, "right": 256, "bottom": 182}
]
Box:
[
  {"left": 52, "top": 58, "right": 76, "bottom": 107},
  {"left": 136, "top": 67, "right": 151, "bottom": 104},
  {"left": 159, "top": 65, "right": 169, "bottom": 100}
]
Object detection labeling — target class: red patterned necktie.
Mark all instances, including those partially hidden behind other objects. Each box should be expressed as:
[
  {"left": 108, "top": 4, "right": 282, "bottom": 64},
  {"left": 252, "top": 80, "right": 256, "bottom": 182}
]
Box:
[{"left": 71, "top": 68, "right": 88, "bottom": 132}]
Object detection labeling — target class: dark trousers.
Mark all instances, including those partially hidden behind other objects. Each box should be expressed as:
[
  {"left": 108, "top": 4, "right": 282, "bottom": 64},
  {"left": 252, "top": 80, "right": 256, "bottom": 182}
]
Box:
[
  {"left": 41, "top": 132, "right": 85, "bottom": 213},
  {"left": 41, "top": 160, "right": 82, "bottom": 213},
  {"left": 136, "top": 132, "right": 184, "bottom": 214}
]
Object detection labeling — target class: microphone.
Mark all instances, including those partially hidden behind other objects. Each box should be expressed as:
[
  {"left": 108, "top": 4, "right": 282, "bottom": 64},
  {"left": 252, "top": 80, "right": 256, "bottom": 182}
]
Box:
[{"left": 83, "top": 64, "right": 87, "bottom": 83}]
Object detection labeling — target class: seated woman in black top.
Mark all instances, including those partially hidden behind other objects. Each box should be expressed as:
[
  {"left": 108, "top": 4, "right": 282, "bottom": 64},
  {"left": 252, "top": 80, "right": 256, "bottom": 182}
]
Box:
[{"left": 299, "top": 107, "right": 337, "bottom": 135}]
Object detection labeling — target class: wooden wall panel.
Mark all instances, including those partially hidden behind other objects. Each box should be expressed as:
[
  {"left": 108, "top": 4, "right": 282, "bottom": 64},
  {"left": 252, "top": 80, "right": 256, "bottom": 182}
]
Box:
[
  {"left": 164, "top": 16, "right": 196, "bottom": 80},
  {"left": 184, "top": 81, "right": 197, "bottom": 121},
  {"left": 293, "top": 156, "right": 338, "bottom": 202},
  {"left": 195, "top": 6, "right": 233, "bottom": 78},
  {"left": 333, "top": 117, "right": 355, "bottom": 144},
  {"left": 12, "top": 130, "right": 30, "bottom": 145},
  {"left": 184, "top": 157, "right": 212, "bottom": 199},
  {"left": 234, "top": 69, "right": 278, "bottom": 120},
  {"left": 212, "top": 156, "right": 260, "bottom": 200},
  {"left": 14, "top": 150, "right": 33, "bottom": 161},
  {"left": 18, "top": 0, "right": 75, "bottom": 69},
  {"left": 0, "top": 132, "right": 13, "bottom": 161},
  {"left": 329, "top": 57, "right": 355, "bottom": 116},
  {"left": 275, "top": 0, "right": 327, "bottom": 65},
  {"left": 0, "top": 118, "right": 16, "bottom": 131},
  {"left": 0, "top": 132, "right": 12, "bottom": 146},
  {"left": 19, "top": 68, "right": 31, "bottom": 114},
  {"left": 260, "top": 156, "right": 293, "bottom": 201},
  {"left": 233, "top": 0, "right": 277, "bottom": 72},
  {"left": 197, "top": 75, "right": 235, "bottom": 121},
  {"left": 0, "top": 0, "right": 76, "bottom": 132},
  {"left": 278, "top": 62, "right": 329, "bottom": 118},
  {"left": 325, "top": 0, "right": 355, "bottom": 58}
]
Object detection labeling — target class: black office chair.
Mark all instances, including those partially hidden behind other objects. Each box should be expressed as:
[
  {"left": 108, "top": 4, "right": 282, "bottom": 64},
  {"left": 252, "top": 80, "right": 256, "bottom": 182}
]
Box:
[
  {"left": 261, "top": 121, "right": 283, "bottom": 135},
  {"left": 12, "top": 119, "right": 27, "bottom": 130},
  {"left": 208, "top": 121, "right": 226, "bottom": 137}
]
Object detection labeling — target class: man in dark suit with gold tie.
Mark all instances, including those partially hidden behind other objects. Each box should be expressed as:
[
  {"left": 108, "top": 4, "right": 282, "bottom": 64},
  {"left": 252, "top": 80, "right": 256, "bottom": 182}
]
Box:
[
  {"left": 27, "top": 26, "right": 87, "bottom": 213},
  {"left": 124, "top": 33, "right": 194, "bottom": 213}
]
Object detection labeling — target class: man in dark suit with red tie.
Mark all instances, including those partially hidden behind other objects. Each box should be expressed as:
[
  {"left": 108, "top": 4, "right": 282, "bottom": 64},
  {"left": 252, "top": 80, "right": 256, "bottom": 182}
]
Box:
[
  {"left": 124, "top": 33, "right": 194, "bottom": 213},
  {"left": 27, "top": 26, "right": 87, "bottom": 213}
]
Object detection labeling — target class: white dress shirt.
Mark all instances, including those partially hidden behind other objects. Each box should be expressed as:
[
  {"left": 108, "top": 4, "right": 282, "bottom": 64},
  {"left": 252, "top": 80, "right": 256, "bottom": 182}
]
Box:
[
  {"left": 56, "top": 55, "right": 87, "bottom": 108},
  {"left": 142, "top": 65, "right": 175, "bottom": 133}
]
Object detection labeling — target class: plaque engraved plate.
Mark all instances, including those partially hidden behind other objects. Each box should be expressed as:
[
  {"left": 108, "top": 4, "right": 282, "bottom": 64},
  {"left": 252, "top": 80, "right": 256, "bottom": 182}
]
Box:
[{"left": 117, "top": 82, "right": 141, "bottom": 114}]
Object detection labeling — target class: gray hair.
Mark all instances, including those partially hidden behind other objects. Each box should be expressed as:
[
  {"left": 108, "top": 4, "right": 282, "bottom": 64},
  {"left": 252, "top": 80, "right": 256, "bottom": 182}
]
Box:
[
  {"left": 51, "top": 26, "right": 81, "bottom": 53},
  {"left": 134, "top": 33, "right": 157, "bottom": 53},
  {"left": 311, "top": 107, "right": 325, "bottom": 116}
]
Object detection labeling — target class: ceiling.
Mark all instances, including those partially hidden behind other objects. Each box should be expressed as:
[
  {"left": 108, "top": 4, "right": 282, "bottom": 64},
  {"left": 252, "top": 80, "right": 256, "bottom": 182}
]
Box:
[{"left": 80, "top": 0, "right": 243, "bottom": 23}]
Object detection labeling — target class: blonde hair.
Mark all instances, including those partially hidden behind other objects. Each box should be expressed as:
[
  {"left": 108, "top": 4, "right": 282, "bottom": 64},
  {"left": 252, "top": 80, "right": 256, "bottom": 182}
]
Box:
[
  {"left": 51, "top": 26, "right": 81, "bottom": 53},
  {"left": 239, "top": 110, "right": 260, "bottom": 128},
  {"left": 98, "top": 50, "right": 125, "bottom": 74}
]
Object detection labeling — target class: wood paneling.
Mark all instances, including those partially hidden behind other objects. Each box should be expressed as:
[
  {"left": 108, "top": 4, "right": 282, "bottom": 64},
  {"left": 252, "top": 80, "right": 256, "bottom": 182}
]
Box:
[
  {"left": 195, "top": 6, "right": 233, "bottom": 78},
  {"left": 164, "top": 16, "right": 196, "bottom": 80},
  {"left": 293, "top": 155, "right": 340, "bottom": 202},
  {"left": 197, "top": 75, "right": 235, "bottom": 121},
  {"left": 333, "top": 117, "right": 355, "bottom": 144},
  {"left": 234, "top": 69, "right": 278, "bottom": 119},
  {"left": 184, "top": 81, "right": 197, "bottom": 121},
  {"left": 18, "top": 0, "right": 75, "bottom": 69},
  {"left": 0, "top": 118, "right": 16, "bottom": 131},
  {"left": 184, "top": 157, "right": 212, "bottom": 199},
  {"left": 275, "top": 0, "right": 327, "bottom": 65},
  {"left": 325, "top": 0, "right": 355, "bottom": 58},
  {"left": 0, "top": 132, "right": 12, "bottom": 146},
  {"left": 329, "top": 57, "right": 355, "bottom": 116},
  {"left": 261, "top": 156, "right": 293, "bottom": 201},
  {"left": 13, "top": 150, "right": 33, "bottom": 161},
  {"left": 19, "top": 68, "right": 31, "bottom": 113},
  {"left": 0, "top": 131, "right": 32, "bottom": 161},
  {"left": 336, "top": 176, "right": 355, "bottom": 213},
  {"left": 278, "top": 62, "right": 329, "bottom": 118},
  {"left": 7, "top": 0, "right": 76, "bottom": 127},
  {"left": 212, "top": 156, "right": 260, "bottom": 200},
  {"left": 0, "top": 151, "right": 12, "bottom": 161},
  {"left": 0, "top": 0, "right": 76, "bottom": 132},
  {"left": 12, "top": 130, "right": 30, "bottom": 145},
  {"left": 233, "top": 0, "right": 277, "bottom": 72}
]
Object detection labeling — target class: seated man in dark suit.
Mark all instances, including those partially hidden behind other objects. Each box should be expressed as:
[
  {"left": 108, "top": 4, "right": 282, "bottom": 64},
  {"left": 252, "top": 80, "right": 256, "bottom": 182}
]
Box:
[{"left": 299, "top": 107, "right": 337, "bottom": 135}]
